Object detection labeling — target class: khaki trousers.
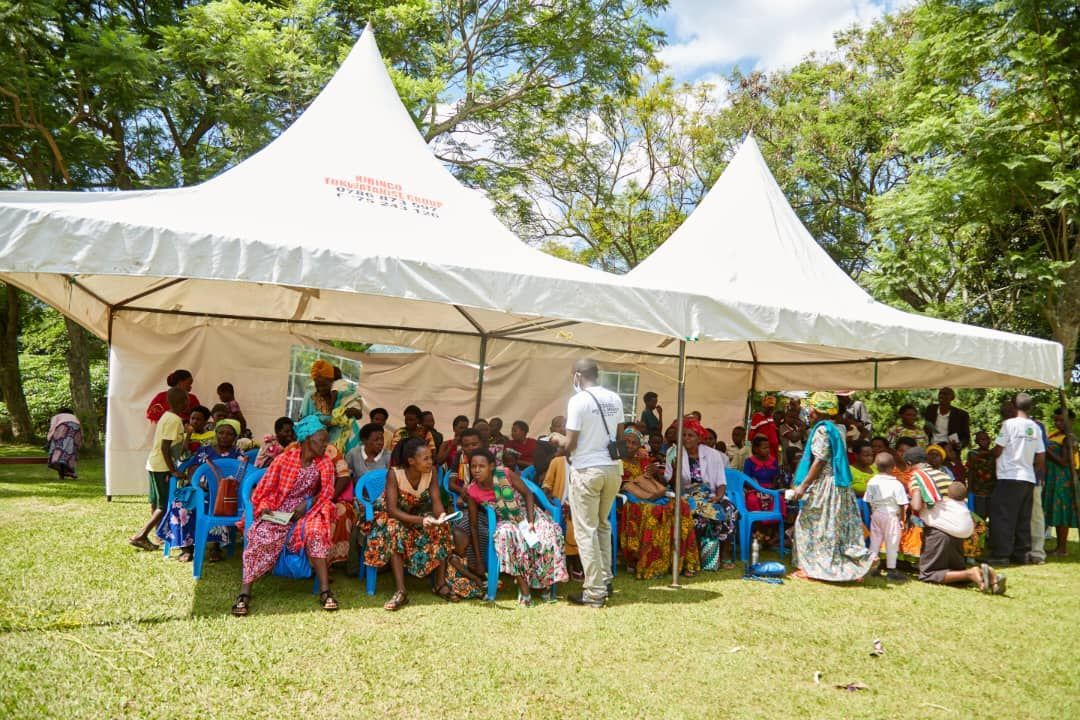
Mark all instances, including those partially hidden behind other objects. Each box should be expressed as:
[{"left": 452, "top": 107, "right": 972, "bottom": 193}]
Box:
[{"left": 568, "top": 464, "right": 621, "bottom": 601}]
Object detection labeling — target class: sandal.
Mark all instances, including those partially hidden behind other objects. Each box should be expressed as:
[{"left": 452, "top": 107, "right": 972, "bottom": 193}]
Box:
[
  {"left": 208, "top": 546, "right": 224, "bottom": 563},
  {"left": 384, "top": 591, "right": 408, "bottom": 611},
  {"left": 128, "top": 537, "right": 156, "bottom": 552},
  {"left": 318, "top": 589, "right": 339, "bottom": 612},
  {"left": 231, "top": 593, "right": 250, "bottom": 617},
  {"left": 517, "top": 592, "right": 533, "bottom": 608},
  {"left": 435, "top": 583, "right": 460, "bottom": 603},
  {"left": 177, "top": 550, "right": 193, "bottom": 563},
  {"left": 991, "top": 573, "right": 1007, "bottom": 596}
]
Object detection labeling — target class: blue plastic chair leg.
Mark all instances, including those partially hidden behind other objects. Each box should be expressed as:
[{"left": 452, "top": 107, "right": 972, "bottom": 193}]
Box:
[
  {"left": 609, "top": 501, "right": 618, "bottom": 578},
  {"left": 192, "top": 517, "right": 207, "bottom": 580}
]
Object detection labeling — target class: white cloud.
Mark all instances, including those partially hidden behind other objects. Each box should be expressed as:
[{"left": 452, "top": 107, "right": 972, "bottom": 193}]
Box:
[{"left": 659, "top": 0, "right": 912, "bottom": 77}]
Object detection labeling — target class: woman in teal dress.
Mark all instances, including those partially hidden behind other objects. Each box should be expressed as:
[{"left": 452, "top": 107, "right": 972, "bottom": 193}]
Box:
[
  {"left": 1044, "top": 408, "right": 1078, "bottom": 556},
  {"left": 791, "top": 392, "right": 874, "bottom": 582},
  {"left": 298, "top": 360, "right": 363, "bottom": 453}
]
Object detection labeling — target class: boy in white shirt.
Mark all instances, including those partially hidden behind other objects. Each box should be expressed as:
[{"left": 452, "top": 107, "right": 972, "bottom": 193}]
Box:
[{"left": 863, "top": 453, "right": 909, "bottom": 582}]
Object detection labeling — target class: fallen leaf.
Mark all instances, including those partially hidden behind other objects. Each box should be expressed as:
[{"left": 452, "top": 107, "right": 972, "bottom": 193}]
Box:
[
  {"left": 834, "top": 682, "right": 870, "bottom": 692},
  {"left": 728, "top": 646, "right": 743, "bottom": 654},
  {"left": 813, "top": 671, "right": 823, "bottom": 684},
  {"left": 870, "top": 639, "right": 885, "bottom": 657}
]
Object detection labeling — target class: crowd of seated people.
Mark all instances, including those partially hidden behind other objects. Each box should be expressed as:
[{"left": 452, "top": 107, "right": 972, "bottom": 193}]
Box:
[{"left": 129, "top": 362, "right": 1075, "bottom": 614}]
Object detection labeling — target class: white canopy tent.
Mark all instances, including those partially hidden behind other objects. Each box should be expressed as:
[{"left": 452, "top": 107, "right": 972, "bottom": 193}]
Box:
[
  {"left": 622, "top": 137, "right": 1064, "bottom": 393},
  {"left": 0, "top": 28, "right": 704, "bottom": 495},
  {"left": 0, "top": 28, "right": 1062, "bottom": 507}
]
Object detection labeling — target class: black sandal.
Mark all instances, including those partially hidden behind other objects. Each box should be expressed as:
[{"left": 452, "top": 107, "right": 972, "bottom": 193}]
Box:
[
  {"left": 231, "top": 593, "right": 250, "bottom": 617},
  {"left": 435, "top": 583, "right": 460, "bottom": 603},
  {"left": 318, "top": 589, "right": 339, "bottom": 611},
  {"left": 384, "top": 590, "right": 408, "bottom": 611}
]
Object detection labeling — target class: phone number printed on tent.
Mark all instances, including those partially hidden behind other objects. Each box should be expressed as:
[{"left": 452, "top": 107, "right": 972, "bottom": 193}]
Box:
[{"left": 325, "top": 176, "right": 442, "bottom": 218}]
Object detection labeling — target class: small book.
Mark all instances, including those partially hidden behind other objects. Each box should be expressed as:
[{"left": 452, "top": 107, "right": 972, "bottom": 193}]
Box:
[
  {"left": 517, "top": 519, "right": 540, "bottom": 548},
  {"left": 431, "top": 511, "right": 462, "bottom": 525},
  {"left": 262, "top": 510, "right": 293, "bottom": 525}
]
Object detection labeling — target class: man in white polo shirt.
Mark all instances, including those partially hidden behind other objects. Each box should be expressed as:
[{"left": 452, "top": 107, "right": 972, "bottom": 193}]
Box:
[
  {"left": 564, "top": 359, "right": 623, "bottom": 608},
  {"left": 990, "top": 393, "right": 1046, "bottom": 565}
]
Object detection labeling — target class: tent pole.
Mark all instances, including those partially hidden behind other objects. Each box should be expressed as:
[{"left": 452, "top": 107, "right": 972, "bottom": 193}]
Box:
[
  {"left": 473, "top": 334, "right": 488, "bottom": 422},
  {"left": 744, "top": 342, "right": 759, "bottom": 428},
  {"left": 670, "top": 340, "right": 687, "bottom": 588}
]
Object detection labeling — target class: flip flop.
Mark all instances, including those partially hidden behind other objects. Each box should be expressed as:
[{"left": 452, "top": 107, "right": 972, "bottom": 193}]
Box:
[
  {"left": 128, "top": 537, "right": 156, "bottom": 551},
  {"left": 231, "top": 593, "right": 250, "bottom": 617},
  {"left": 992, "top": 574, "right": 1007, "bottom": 596},
  {"left": 979, "top": 563, "right": 992, "bottom": 593}
]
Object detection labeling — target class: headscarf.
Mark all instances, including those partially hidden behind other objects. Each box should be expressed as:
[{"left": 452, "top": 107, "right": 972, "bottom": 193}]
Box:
[
  {"left": 926, "top": 444, "right": 947, "bottom": 461},
  {"left": 680, "top": 418, "right": 709, "bottom": 442},
  {"left": 808, "top": 391, "right": 839, "bottom": 416},
  {"left": 216, "top": 419, "right": 242, "bottom": 436},
  {"left": 310, "top": 360, "right": 335, "bottom": 380},
  {"left": 294, "top": 414, "right": 326, "bottom": 442},
  {"left": 623, "top": 427, "right": 646, "bottom": 445},
  {"left": 794, "top": 419, "right": 852, "bottom": 488}
]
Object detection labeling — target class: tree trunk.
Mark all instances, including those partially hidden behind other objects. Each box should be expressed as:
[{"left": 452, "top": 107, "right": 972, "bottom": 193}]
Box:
[
  {"left": 0, "top": 284, "right": 35, "bottom": 442},
  {"left": 64, "top": 317, "right": 101, "bottom": 449}
]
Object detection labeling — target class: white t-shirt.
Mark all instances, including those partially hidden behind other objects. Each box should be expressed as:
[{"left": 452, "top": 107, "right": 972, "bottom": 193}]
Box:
[
  {"left": 932, "top": 410, "right": 951, "bottom": 444},
  {"left": 995, "top": 417, "right": 1046, "bottom": 483},
  {"left": 863, "top": 473, "right": 909, "bottom": 515},
  {"left": 566, "top": 386, "right": 624, "bottom": 469}
]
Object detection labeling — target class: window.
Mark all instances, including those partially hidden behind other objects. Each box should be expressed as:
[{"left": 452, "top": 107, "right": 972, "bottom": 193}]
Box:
[
  {"left": 286, "top": 346, "right": 362, "bottom": 419},
  {"left": 599, "top": 370, "right": 639, "bottom": 424}
]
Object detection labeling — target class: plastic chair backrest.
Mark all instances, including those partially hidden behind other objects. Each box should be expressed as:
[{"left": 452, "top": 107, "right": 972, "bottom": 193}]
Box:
[
  {"left": 724, "top": 469, "right": 749, "bottom": 514},
  {"left": 244, "top": 448, "right": 259, "bottom": 463},
  {"left": 191, "top": 458, "right": 244, "bottom": 516},
  {"left": 521, "top": 466, "right": 536, "bottom": 483},
  {"left": 522, "top": 477, "right": 557, "bottom": 517},
  {"left": 242, "top": 467, "right": 268, "bottom": 530},
  {"left": 358, "top": 469, "right": 388, "bottom": 503}
]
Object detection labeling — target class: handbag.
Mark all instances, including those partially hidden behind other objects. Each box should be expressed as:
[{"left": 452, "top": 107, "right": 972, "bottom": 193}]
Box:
[
  {"left": 700, "top": 537, "right": 721, "bottom": 571},
  {"left": 206, "top": 455, "right": 247, "bottom": 517},
  {"left": 273, "top": 518, "right": 313, "bottom": 579},
  {"left": 623, "top": 474, "right": 668, "bottom": 501}
]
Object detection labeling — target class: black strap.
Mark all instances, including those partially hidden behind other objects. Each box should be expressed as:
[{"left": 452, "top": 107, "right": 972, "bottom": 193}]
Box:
[{"left": 584, "top": 389, "right": 615, "bottom": 441}]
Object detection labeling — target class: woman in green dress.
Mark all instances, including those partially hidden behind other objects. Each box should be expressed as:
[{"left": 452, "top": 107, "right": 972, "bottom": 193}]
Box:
[{"left": 1044, "top": 408, "right": 1078, "bottom": 557}]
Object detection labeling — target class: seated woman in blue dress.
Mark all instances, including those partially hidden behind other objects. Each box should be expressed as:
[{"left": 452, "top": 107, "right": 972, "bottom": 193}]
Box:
[{"left": 157, "top": 419, "right": 242, "bottom": 562}]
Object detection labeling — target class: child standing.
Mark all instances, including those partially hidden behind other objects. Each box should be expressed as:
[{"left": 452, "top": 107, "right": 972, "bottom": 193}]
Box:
[
  {"left": 966, "top": 430, "right": 996, "bottom": 520},
  {"left": 864, "top": 452, "right": 909, "bottom": 582},
  {"left": 217, "top": 382, "right": 247, "bottom": 435},
  {"left": 640, "top": 392, "right": 663, "bottom": 435},
  {"left": 129, "top": 387, "right": 188, "bottom": 552}
]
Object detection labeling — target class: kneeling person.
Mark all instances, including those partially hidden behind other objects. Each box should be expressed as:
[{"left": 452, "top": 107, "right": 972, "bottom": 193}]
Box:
[{"left": 913, "top": 480, "right": 1004, "bottom": 594}]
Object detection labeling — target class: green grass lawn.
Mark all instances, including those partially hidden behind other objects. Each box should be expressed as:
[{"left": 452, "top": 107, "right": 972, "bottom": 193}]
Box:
[{"left": 1, "top": 457, "right": 1078, "bottom": 719}]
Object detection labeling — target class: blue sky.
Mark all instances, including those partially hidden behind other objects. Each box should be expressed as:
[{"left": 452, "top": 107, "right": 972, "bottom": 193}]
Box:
[{"left": 656, "top": 0, "right": 913, "bottom": 84}]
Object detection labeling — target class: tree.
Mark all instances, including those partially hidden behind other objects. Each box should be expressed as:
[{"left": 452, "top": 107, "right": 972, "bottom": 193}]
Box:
[
  {"left": 873, "top": 0, "right": 1080, "bottom": 387},
  {"left": 64, "top": 318, "right": 101, "bottom": 448},
  {"left": 0, "top": 284, "right": 34, "bottom": 441},
  {"left": 712, "top": 15, "right": 914, "bottom": 278},
  {"left": 486, "top": 70, "right": 724, "bottom": 271}
]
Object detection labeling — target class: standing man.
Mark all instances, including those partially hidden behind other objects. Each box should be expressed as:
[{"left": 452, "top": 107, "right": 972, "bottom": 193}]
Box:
[
  {"left": 989, "top": 394, "right": 1046, "bottom": 565},
  {"left": 924, "top": 387, "right": 971, "bottom": 448},
  {"left": 564, "top": 359, "right": 623, "bottom": 608}
]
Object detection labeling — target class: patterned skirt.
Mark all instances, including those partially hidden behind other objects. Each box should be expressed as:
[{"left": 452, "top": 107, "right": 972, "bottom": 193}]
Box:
[
  {"left": 364, "top": 511, "right": 452, "bottom": 578},
  {"left": 491, "top": 509, "right": 569, "bottom": 589},
  {"left": 794, "top": 480, "right": 873, "bottom": 582},
  {"left": 328, "top": 500, "right": 357, "bottom": 566},
  {"left": 620, "top": 499, "right": 700, "bottom": 579}
]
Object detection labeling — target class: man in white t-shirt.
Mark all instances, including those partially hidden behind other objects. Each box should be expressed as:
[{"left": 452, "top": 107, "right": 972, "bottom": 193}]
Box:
[
  {"left": 564, "top": 359, "right": 624, "bottom": 608},
  {"left": 990, "top": 394, "right": 1046, "bottom": 565}
]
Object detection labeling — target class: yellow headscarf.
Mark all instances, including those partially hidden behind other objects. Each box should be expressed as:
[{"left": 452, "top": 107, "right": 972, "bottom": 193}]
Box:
[{"left": 808, "top": 391, "right": 839, "bottom": 416}]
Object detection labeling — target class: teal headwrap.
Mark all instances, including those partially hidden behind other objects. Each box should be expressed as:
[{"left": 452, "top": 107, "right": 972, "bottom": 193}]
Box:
[
  {"left": 294, "top": 414, "right": 326, "bottom": 442},
  {"left": 793, "top": 420, "right": 852, "bottom": 489}
]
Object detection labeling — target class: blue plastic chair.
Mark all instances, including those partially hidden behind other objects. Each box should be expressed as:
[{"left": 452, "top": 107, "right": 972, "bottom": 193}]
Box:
[
  {"left": 480, "top": 475, "right": 567, "bottom": 600},
  {"left": 355, "top": 469, "right": 388, "bottom": 596},
  {"left": 240, "top": 466, "right": 319, "bottom": 592},
  {"left": 526, "top": 467, "right": 617, "bottom": 578},
  {"left": 244, "top": 448, "right": 259, "bottom": 464},
  {"left": 190, "top": 459, "right": 249, "bottom": 580},
  {"left": 725, "top": 469, "right": 785, "bottom": 565}
]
